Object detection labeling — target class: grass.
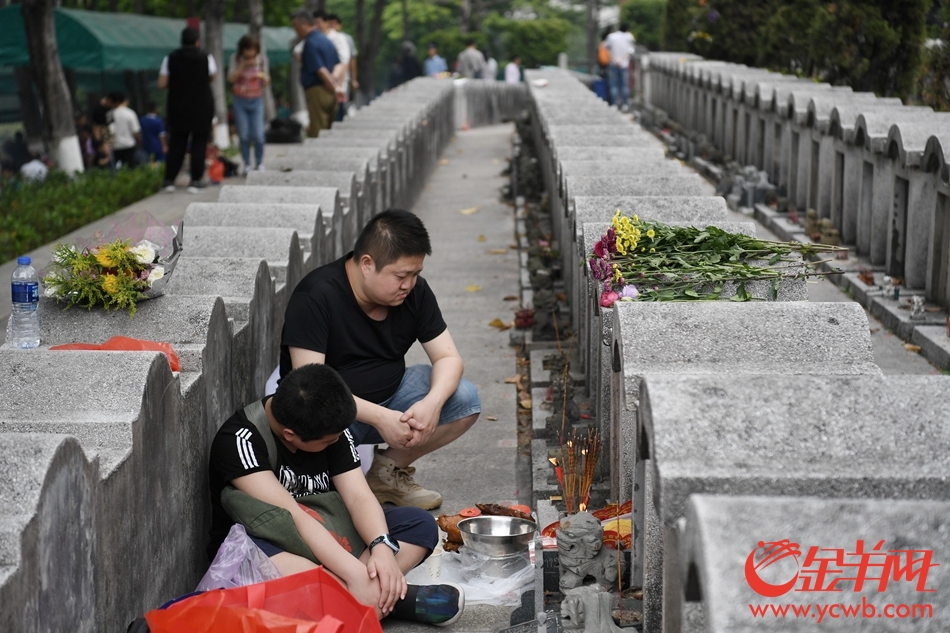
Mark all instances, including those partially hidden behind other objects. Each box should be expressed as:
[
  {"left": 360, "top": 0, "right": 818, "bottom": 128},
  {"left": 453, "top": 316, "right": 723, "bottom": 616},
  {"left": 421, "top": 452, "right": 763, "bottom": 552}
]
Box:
[{"left": 0, "top": 165, "right": 163, "bottom": 265}]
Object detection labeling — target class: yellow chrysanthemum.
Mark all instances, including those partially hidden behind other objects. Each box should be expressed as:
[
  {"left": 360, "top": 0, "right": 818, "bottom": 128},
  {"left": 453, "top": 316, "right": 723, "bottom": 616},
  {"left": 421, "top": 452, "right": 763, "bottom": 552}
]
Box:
[
  {"left": 101, "top": 273, "right": 121, "bottom": 295},
  {"left": 612, "top": 210, "right": 641, "bottom": 256},
  {"left": 650, "top": 248, "right": 655, "bottom": 253},
  {"left": 613, "top": 264, "right": 622, "bottom": 282},
  {"left": 646, "top": 229, "right": 655, "bottom": 238},
  {"left": 95, "top": 250, "right": 117, "bottom": 268}
]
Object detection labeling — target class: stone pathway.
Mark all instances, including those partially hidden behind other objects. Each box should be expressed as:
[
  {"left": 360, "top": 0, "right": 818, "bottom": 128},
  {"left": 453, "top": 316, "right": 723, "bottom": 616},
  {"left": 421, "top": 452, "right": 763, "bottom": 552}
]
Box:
[{"left": 388, "top": 124, "right": 524, "bottom": 632}]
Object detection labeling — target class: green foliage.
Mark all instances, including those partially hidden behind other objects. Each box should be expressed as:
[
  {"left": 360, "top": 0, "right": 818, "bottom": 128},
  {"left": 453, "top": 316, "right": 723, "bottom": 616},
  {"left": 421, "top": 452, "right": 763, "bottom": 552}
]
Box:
[
  {"left": 756, "top": 0, "right": 818, "bottom": 74},
  {"left": 0, "top": 166, "right": 163, "bottom": 265},
  {"left": 920, "top": 1, "right": 950, "bottom": 111},
  {"left": 621, "top": 0, "right": 667, "bottom": 51},
  {"left": 662, "top": 0, "right": 693, "bottom": 51},
  {"left": 664, "top": 0, "right": 929, "bottom": 100},
  {"left": 495, "top": 17, "right": 570, "bottom": 69}
]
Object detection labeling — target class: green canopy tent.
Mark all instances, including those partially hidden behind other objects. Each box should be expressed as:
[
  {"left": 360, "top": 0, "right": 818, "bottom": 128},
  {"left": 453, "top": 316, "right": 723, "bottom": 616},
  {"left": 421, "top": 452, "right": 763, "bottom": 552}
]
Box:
[{"left": 0, "top": 6, "right": 296, "bottom": 70}]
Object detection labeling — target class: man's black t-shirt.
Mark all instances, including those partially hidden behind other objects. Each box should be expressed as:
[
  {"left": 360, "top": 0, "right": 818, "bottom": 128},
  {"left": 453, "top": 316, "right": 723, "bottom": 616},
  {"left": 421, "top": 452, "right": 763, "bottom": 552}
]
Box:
[
  {"left": 207, "top": 396, "right": 361, "bottom": 559},
  {"left": 89, "top": 101, "right": 111, "bottom": 127},
  {"left": 280, "top": 253, "right": 447, "bottom": 403}
]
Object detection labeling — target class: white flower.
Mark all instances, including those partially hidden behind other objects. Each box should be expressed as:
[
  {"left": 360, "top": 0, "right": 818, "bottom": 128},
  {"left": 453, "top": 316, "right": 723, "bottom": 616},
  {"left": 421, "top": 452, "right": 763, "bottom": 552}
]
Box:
[
  {"left": 130, "top": 241, "right": 159, "bottom": 265},
  {"left": 52, "top": 244, "right": 77, "bottom": 264},
  {"left": 146, "top": 265, "right": 165, "bottom": 287},
  {"left": 44, "top": 284, "right": 58, "bottom": 298}
]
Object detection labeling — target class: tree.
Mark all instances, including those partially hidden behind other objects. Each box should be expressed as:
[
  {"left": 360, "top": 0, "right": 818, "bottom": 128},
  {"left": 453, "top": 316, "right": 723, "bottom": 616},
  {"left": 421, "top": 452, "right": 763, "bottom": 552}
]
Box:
[
  {"left": 204, "top": 0, "right": 229, "bottom": 147},
  {"left": 756, "top": 0, "right": 817, "bottom": 74},
  {"left": 354, "top": 0, "right": 388, "bottom": 102},
  {"left": 662, "top": 0, "right": 692, "bottom": 51},
  {"left": 621, "top": 0, "right": 667, "bottom": 51},
  {"left": 20, "top": 0, "right": 84, "bottom": 173}
]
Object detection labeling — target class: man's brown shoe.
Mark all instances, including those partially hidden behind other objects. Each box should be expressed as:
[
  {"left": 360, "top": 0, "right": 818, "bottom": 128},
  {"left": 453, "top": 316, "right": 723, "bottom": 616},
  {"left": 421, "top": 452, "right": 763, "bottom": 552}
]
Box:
[{"left": 366, "top": 453, "right": 443, "bottom": 510}]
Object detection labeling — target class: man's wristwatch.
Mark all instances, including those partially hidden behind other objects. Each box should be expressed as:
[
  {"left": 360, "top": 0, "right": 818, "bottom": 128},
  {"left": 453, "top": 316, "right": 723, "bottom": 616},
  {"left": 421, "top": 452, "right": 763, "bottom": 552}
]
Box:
[{"left": 369, "top": 534, "right": 400, "bottom": 554}]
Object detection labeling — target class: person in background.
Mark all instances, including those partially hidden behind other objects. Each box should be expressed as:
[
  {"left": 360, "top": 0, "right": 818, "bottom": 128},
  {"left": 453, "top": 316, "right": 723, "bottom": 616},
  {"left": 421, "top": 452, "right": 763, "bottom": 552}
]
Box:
[
  {"left": 424, "top": 43, "right": 447, "bottom": 77},
  {"left": 315, "top": 10, "right": 350, "bottom": 122},
  {"left": 483, "top": 51, "right": 498, "bottom": 81},
  {"left": 275, "top": 96, "right": 291, "bottom": 120},
  {"left": 599, "top": 27, "right": 613, "bottom": 105},
  {"left": 89, "top": 93, "right": 116, "bottom": 169},
  {"left": 140, "top": 101, "right": 167, "bottom": 163},
  {"left": 19, "top": 152, "right": 48, "bottom": 182},
  {"left": 228, "top": 34, "right": 270, "bottom": 174},
  {"left": 456, "top": 39, "right": 485, "bottom": 79},
  {"left": 158, "top": 26, "right": 216, "bottom": 192},
  {"left": 291, "top": 8, "right": 343, "bottom": 138},
  {"left": 504, "top": 55, "right": 521, "bottom": 84},
  {"left": 110, "top": 92, "right": 141, "bottom": 169},
  {"left": 605, "top": 23, "right": 636, "bottom": 112},
  {"left": 329, "top": 14, "right": 359, "bottom": 111}
]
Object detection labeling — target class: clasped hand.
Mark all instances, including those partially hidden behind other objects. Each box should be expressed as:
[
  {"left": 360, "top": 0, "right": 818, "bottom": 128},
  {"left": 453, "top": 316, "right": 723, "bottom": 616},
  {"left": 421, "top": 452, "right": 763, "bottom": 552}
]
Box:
[{"left": 377, "top": 398, "right": 442, "bottom": 448}]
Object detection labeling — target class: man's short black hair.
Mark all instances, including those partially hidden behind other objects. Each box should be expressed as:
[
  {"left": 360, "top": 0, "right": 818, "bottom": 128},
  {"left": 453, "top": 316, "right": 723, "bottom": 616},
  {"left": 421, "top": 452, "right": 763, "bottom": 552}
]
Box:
[
  {"left": 312, "top": 8, "right": 328, "bottom": 21},
  {"left": 109, "top": 91, "right": 126, "bottom": 104},
  {"left": 619, "top": 22, "right": 630, "bottom": 32},
  {"left": 145, "top": 100, "right": 158, "bottom": 113},
  {"left": 271, "top": 364, "right": 356, "bottom": 441},
  {"left": 465, "top": 38, "right": 476, "bottom": 47},
  {"left": 353, "top": 209, "right": 431, "bottom": 270},
  {"left": 181, "top": 27, "right": 200, "bottom": 46},
  {"left": 327, "top": 13, "right": 340, "bottom": 23}
]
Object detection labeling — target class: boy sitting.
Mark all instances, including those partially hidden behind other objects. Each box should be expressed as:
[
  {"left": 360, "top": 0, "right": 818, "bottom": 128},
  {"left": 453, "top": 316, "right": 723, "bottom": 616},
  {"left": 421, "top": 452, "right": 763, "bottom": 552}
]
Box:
[{"left": 207, "top": 363, "right": 464, "bottom": 625}]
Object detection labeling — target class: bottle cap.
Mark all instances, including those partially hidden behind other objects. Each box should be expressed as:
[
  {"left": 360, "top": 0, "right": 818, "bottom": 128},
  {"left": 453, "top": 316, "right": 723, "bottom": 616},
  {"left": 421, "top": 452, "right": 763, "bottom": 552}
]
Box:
[{"left": 17, "top": 256, "right": 30, "bottom": 265}]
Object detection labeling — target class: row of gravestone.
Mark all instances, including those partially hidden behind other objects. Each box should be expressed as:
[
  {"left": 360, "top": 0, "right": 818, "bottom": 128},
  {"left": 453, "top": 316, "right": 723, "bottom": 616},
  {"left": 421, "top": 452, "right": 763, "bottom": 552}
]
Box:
[
  {"left": 523, "top": 68, "right": 950, "bottom": 632},
  {"left": 0, "top": 77, "right": 513, "bottom": 633},
  {"left": 643, "top": 52, "right": 950, "bottom": 319}
]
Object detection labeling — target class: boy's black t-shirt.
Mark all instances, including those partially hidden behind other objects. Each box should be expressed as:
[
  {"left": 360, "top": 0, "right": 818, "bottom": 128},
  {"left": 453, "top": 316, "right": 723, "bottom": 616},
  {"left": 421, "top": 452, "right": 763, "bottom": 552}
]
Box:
[
  {"left": 280, "top": 253, "right": 447, "bottom": 403},
  {"left": 206, "top": 396, "right": 361, "bottom": 559}
]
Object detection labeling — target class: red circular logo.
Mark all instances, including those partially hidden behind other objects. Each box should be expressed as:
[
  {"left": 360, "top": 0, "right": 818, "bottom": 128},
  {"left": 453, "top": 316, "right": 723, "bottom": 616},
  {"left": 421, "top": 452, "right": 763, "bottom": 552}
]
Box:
[{"left": 745, "top": 539, "right": 802, "bottom": 597}]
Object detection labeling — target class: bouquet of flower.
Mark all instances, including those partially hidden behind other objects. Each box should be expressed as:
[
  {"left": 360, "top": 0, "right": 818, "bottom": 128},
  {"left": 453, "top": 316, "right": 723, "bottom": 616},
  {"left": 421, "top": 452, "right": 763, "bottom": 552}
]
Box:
[
  {"left": 43, "top": 213, "right": 182, "bottom": 318},
  {"left": 590, "top": 211, "right": 844, "bottom": 306}
]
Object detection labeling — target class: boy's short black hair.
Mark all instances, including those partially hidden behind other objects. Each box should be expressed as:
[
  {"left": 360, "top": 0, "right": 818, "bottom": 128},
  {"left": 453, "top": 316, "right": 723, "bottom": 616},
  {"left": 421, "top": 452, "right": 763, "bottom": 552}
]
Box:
[
  {"left": 353, "top": 209, "right": 431, "bottom": 270},
  {"left": 271, "top": 364, "right": 356, "bottom": 441},
  {"left": 182, "top": 27, "right": 200, "bottom": 46},
  {"left": 312, "top": 8, "right": 328, "bottom": 21},
  {"left": 145, "top": 100, "right": 158, "bottom": 113},
  {"left": 109, "top": 91, "right": 126, "bottom": 104},
  {"left": 327, "top": 13, "right": 340, "bottom": 23}
]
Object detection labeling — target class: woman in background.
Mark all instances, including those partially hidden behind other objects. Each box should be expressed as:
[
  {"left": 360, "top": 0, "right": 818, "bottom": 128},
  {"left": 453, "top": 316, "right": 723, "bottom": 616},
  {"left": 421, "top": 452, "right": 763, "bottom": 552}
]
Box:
[{"left": 228, "top": 34, "right": 270, "bottom": 174}]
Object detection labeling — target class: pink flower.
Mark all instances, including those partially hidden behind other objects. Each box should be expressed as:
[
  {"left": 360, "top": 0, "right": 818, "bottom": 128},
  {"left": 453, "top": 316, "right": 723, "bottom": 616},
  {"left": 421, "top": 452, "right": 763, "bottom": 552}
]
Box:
[
  {"left": 600, "top": 289, "right": 619, "bottom": 308},
  {"left": 594, "top": 240, "right": 605, "bottom": 258},
  {"left": 620, "top": 285, "right": 639, "bottom": 299}
]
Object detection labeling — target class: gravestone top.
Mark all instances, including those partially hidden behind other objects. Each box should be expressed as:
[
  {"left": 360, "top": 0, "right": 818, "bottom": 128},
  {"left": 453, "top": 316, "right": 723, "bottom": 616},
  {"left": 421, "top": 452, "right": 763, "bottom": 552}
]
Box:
[
  {"left": 641, "top": 374, "right": 950, "bottom": 525},
  {"left": 685, "top": 494, "right": 950, "bottom": 632}
]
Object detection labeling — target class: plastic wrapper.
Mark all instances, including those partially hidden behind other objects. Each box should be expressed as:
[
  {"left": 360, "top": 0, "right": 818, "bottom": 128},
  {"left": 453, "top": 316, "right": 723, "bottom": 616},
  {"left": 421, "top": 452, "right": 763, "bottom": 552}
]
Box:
[
  {"left": 405, "top": 548, "right": 534, "bottom": 606},
  {"left": 50, "top": 336, "right": 181, "bottom": 372},
  {"left": 196, "top": 524, "right": 282, "bottom": 592}
]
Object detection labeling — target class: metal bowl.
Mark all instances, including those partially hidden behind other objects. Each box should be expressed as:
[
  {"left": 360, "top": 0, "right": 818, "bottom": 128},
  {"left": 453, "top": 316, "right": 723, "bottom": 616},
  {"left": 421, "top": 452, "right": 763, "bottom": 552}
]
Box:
[{"left": 457, "top": 515, "right": 538, "bottom": 557}]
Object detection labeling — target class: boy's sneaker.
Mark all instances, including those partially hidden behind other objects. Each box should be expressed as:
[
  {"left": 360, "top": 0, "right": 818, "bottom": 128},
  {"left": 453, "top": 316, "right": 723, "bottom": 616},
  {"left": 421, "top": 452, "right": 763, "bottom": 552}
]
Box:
[
  {"left": 365, "top": 452, "right": 442, "bottom": 510},
  {"left": 186, "top": 181, "right": 206, "bottom": 194},
  {"left": 392, "top": 583, "right": 464, "bottom": 627},
  {"left": 162, "top": 181, "right": 176, "bottom": 193},
  {"left": 256, "top": 164, "right": 266, "bottom": 171},
  {"left": 242, "top": 165, "right": 251, "bottom": 177}
]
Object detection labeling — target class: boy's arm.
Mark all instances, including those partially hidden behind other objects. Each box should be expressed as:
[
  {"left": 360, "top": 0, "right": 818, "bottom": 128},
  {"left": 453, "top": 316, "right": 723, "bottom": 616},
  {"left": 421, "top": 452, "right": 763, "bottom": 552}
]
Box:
[
  {"left": 289, "top": 347, "right": 418, "bottom": 448},
  {"left": 231, "top": 470, "right": 375, "bottom": 597},
  {"left": 334, "top": 468, "right": 406, "bottom": 613}
]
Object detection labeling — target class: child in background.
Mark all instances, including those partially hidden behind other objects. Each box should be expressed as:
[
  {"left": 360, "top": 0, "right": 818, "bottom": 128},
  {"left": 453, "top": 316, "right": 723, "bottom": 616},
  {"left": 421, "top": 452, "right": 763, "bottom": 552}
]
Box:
[
  {"left": 140, "top": 101, "right": 167, "bottom": 163},
  {"left": 110, "top": 92, "right": 142, "bottom": 168}
]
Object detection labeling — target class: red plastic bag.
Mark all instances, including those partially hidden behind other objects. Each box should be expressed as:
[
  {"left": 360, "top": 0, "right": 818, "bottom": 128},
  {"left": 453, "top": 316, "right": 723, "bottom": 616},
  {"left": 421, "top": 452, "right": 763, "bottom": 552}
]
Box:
[
  {"left": 50, "top": 336, "right": 180, "bottom": 372},
  {"left": 145, "top": 567, "right": 381, "bottom": 633},
  {"left": 208, "top": 158, "right": 225, "bottom": 183}
]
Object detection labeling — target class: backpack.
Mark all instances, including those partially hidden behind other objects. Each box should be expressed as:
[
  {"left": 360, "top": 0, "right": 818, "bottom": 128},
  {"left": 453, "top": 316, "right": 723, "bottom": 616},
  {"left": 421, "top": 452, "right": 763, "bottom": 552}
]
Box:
[{"left": 598, "top": 41, "right": 610, "bottom": 66}]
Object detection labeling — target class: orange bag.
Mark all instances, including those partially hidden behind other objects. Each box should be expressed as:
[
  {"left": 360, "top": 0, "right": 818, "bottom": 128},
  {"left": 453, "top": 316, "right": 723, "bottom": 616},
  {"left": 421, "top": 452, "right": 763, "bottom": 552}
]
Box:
[
  {"left": 50, "top": 336, "right": 181, "bottom": 372},
  {"left": 145, "top": 567, "right": 381, "bottom": 633},
  {"left": 598, "top": 41, "right": 610, "bottom": 66}
]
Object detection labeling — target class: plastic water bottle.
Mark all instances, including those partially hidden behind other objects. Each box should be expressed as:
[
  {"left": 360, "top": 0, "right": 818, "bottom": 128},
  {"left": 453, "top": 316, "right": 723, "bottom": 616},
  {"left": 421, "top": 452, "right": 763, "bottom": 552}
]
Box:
[{"left": 10, "top": 256, "right": 40, "bottom": 348}]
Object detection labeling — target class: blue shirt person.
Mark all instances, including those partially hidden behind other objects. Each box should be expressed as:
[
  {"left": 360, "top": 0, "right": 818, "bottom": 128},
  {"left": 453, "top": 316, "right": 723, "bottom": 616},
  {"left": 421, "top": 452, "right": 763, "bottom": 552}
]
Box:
[{"left": 424, "top": 44, "right": 448, "bottom": 77}]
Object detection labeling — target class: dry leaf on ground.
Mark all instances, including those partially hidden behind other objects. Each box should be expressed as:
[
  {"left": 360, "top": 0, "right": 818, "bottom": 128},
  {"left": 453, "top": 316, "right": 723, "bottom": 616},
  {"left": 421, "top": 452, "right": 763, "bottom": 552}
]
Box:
[
  {"left": 489, "top": 318, "right": 511, "bottom": 330},
  {"left": 466, "top": 284, "right": 483, "bottom": 293},
  {"left": 459, "top": 206, "right": 479, "bottom": 215},
  {"left": 503, "top": 295, "right": 518, "bottom": 301},
  {"left": 520, "top": 399, "right": 532, "bottom": 410},
  {"left": 509, "top": 244, "right": 518, "bottom": 249},
  {"left": 488, "top": 248, "right": 507, "bottom": 254},
  {"left": 905, "top": 344, "right": 922, "bottom": 353},
  {"left": 486, "top": 416, "right": 499, "bottom": 421},
  {"left": 440, "top": 159, "right": 449, "bottom": 165},
  {"left": 478, "top": 235, "right": 487, "bottom": 242},
  {"left": 504, "top": 374, "right": 523, "bottom": 384}
]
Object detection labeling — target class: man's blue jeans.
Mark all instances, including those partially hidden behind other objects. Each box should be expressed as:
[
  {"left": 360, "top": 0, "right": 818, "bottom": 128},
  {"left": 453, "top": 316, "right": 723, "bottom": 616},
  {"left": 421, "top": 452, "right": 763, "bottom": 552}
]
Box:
[
  {"left": 232, "top": 95, "right": 265, "bottom": 169},
  {"left": 609, "top": 64, "right": 629, "bottom": 108}
]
